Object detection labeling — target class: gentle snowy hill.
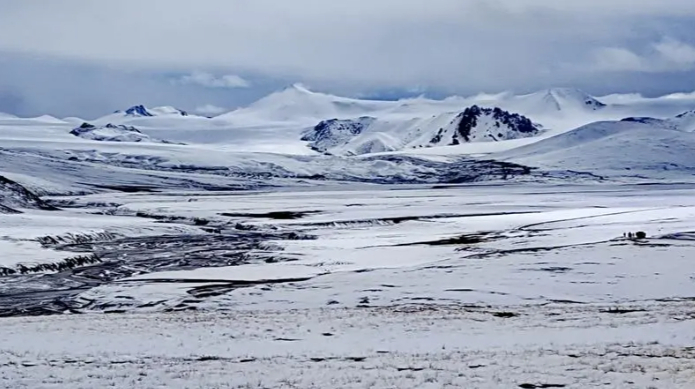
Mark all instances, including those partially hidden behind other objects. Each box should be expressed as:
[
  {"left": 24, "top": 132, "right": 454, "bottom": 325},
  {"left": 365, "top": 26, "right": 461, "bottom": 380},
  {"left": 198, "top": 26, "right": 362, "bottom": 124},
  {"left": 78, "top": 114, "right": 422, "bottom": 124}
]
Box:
[
  {"left": 214, "top": 83, "right": 393, "bottom": 126},
  {"left": 498, "top": 118, "right": 695, "bottom": 175},
  {"left": 302, "top": 106, "right": 543, "bottom": 155},
  {"left": 511, "top": 88, "right": 606, "bottom": 113},
  {"left": 70, "top": 123, "right": 182, "bottom": 144},
  {"left": 620, "top": 110, "right": 695, "bottom": 132}
]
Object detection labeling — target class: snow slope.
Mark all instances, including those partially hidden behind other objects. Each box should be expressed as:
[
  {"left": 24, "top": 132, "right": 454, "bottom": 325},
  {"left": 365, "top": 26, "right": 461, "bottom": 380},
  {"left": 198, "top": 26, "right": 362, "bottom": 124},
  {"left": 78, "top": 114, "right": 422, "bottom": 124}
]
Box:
[
  {"left": 498, "top": 117, "right": 695, "bottom": 175},
  {"left": 510, "top": 88, "right": 606, "bottom": 113},
  {"left": 674, "top": 110, "right": 695, "bottom": 132},
  {"left": 214, "top": 83, "right": 393, "bottom": 126},
  {"left": 70, "top": 123, "right": 181, "bottom": 144}
]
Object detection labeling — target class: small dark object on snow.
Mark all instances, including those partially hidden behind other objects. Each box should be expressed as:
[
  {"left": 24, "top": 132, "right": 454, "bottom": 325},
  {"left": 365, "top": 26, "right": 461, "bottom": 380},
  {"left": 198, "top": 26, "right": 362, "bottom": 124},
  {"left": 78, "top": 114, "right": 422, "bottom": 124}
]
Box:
[{"left": 635, "top": 231, "right": 647, "bottom": 239}]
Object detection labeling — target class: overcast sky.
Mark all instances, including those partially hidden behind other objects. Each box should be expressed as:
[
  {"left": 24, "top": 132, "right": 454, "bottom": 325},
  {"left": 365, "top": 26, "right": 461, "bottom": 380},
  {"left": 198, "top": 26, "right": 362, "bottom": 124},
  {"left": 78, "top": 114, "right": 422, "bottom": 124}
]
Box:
[{"left": 1, "top": 0, "right": 695, "bottom": 117}]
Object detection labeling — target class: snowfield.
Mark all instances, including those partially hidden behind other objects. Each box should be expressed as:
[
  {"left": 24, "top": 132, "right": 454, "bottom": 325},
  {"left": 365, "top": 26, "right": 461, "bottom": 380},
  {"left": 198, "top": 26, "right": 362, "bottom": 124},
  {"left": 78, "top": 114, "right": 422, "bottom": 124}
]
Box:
[
  {"left": 2, "top": 184, "right": 695, "bottom": 388},
  {"left": 2, "top": 86, "right": 695, "bottom": 388}
]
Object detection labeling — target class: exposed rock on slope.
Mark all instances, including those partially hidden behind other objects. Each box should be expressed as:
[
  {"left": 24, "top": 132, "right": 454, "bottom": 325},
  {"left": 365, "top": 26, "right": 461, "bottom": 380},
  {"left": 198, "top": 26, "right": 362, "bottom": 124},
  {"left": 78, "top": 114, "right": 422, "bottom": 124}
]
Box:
[
  {"left": 445, "top": 106, "right": 540, "bottom": 143},
  {"left": 70, "top": 123, "right": 183, "bottom": 144},
  {"left": 117, "top": 105, "right": 189, "bottom": 117},
  {"left": 621, "top": 110, "right": 695, "bottom": 132},
  {"left": 0, "top": 175, "right": 57, "bottom": 213},
  {"left": 303, "top": 106, "right": 542, "bottom": 155},
  {"left": 301, "top": 117, "right": 376, "bottom": 152}
]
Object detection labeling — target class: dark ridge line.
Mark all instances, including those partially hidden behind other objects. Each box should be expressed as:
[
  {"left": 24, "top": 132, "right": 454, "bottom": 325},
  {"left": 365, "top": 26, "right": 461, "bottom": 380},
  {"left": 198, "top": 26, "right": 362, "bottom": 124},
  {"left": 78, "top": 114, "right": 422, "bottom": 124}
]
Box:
[{"left": 115, "top": 276, "right": 319, "bottom": 285}]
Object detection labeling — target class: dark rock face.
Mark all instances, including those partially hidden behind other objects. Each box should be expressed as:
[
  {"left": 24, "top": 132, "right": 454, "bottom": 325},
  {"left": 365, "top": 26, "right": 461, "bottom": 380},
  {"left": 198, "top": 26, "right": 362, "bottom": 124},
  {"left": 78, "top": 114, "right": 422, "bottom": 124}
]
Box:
[
  {"left": 302, "top": 116, "right": 376, "bottom": 152},
  {"left": 70, "top": 123, "right": 142, "bottom": 138},
  {"left": 675, "top": 110, "right": 695, "bottom": 119},
  {"left": 620, "top": 117, "right": 662, "bottom": 125},
  {"left": 121, "top": 105, "right": 188, "bottom": 117},
  {"left": 302, "top": 117, "right": 374, "bottom": 141},
  {"left": 124, "top": 105, "right": 153, "bottom": 117},
  {"left": 446, "top": 106, "right": 539, "bottom": 144},
  {"left": 583, "top": 98, "right": 606, "bottom": 109}
]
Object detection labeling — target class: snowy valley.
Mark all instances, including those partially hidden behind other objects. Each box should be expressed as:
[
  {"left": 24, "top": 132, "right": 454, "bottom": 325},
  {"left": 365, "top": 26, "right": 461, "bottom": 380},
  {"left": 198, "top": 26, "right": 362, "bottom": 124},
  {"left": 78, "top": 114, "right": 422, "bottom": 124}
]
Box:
[{"left": 1, "top": 85, "right": 695, "bottom": 388}]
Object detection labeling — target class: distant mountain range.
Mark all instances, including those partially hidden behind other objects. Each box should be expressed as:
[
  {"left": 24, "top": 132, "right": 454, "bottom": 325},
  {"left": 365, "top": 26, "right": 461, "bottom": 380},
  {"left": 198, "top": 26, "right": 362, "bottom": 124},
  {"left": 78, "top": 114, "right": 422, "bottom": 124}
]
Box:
[{"left": 2, "top": 85, "right": 695, "bottom": 181}]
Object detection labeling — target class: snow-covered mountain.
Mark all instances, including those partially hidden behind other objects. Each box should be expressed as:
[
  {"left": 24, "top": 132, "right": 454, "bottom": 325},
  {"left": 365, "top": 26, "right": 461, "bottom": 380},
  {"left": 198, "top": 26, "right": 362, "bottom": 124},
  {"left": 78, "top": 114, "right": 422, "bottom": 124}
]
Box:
[
  {"left": 115, "top": 105, "right": 189, "bottom": 118},
  {"left": 91, "top": 105, "right": 205, "bottom": 127},
  {"left": 498, "top": 112, "right": 695, "bottom": 175},
  {"left": 2, "top": 85, "right": 695, "bottom": 182},
  {"left": 302, "top": 106, "right": 542, "bottom": 155},
  {"left": 70, "top": 123, "right": 181, "bottom": 144},
  {"left": 214, "top": 83, "right": 393, "bottom": 126},
  {"left": 620, "top": 110, "right": 695, "bottom": 132},
  {"left": 510, "top": 88, "right": 606, "bottom": 113}
]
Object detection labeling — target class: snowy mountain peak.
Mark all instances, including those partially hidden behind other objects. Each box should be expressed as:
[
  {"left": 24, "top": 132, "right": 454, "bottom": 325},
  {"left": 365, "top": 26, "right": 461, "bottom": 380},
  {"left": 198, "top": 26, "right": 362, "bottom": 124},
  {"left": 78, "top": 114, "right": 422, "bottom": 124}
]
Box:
[
  {"left": 447, "top": 105, "right": 541, "bottom": 143},
  {"left": 70, "top": 122, "right": 182, "bottom": 144},
  {"left": 302, "top": 106, "right": 542, "bottom": 155},
  {"left": 123, "top": 105, "right": 154, "bottom": 117},
  {"left": 519, "top": 88, "right": 606, "bottom": 112},
  {"left": 287, "top": 83, "right": 314, "bottom": 94},
  {"left": 301, "top": 117, "right": 376, "bottom": 153},
  {"left": 115, "top": 105, "right": 189, "bottom": 117}
]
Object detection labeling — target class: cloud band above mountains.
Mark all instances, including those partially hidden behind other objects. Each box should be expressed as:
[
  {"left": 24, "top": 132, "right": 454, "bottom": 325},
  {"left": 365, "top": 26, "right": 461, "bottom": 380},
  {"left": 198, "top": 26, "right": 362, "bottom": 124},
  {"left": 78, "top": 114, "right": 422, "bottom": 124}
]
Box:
[{"left": 1, "top": 0, "right": 695, "bottom": 117}]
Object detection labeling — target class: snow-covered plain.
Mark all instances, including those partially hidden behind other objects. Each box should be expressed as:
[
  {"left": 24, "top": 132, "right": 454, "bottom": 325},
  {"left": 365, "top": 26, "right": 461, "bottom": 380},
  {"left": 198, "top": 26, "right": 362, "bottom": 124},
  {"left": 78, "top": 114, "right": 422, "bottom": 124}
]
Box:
[
  {"left": 2, "top": 86, "right": 695, "bottom": 388},
  {"left": 2, "top": 183, "right": 695, "bottom": 388}
]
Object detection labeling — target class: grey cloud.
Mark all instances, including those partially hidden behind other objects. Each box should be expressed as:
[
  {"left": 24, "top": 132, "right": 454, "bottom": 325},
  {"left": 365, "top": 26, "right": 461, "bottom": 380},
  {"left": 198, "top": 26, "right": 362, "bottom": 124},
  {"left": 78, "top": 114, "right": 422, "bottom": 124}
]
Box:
[
  {"left": 175, "top": 72, "right": 250, "bottom": 88},
  {"left": 1, "top": 0, "right": 695, "bottom": 116},
  {"left": 593, "top": 38, "right": 695, "bottom": 73},
  {"left": 0, "top": 53, "right": 274, "bottom": 118},
  {"left": 194, "top": 104, "right": 229, "bottom": 116}
]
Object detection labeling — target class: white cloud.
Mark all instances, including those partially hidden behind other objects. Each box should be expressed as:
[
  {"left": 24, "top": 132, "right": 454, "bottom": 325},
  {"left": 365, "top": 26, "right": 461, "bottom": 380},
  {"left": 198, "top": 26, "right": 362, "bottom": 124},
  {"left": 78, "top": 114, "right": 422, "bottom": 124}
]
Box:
[
  {"left": 593, "top": 39, "right": 695, "bottom": 73},
  {"left": 654, "top": 39, "right": 695, "bottom": 69},
  {"left": 194, "top": 104, "right": 228, "bottom": 115},
  {"left": 176, "top": 71, "right": 250, "bottom": 88}
]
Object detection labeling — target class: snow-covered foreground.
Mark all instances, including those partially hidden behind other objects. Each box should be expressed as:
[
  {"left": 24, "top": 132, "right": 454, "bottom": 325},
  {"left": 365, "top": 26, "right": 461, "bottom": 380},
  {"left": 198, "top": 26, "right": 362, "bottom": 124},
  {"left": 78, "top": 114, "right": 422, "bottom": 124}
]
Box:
[
  {"left": 2, "top": 302, "right": 694, "bottom": 389},
  {"left": 1, "top": 183, "right": 695, "bottom": 388}
]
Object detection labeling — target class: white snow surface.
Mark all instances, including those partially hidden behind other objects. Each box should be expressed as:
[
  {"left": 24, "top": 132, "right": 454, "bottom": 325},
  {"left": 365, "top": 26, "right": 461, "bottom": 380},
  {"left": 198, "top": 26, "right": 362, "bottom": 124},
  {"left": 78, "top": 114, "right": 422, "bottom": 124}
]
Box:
[
  {"left": 2, "top": 184, "right": 695, "bottom": 388},
  {"left": 499, "top": 119, "right": 695, "bottom": 175}
]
